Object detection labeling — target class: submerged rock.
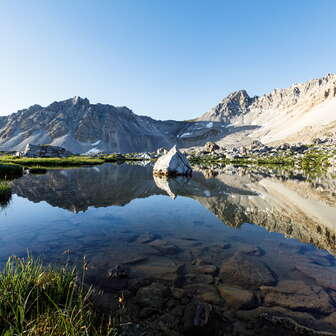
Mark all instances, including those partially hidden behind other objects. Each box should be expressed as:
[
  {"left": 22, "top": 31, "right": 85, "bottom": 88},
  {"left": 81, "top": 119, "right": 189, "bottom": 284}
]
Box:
[
  {"left": 261, "top": 280, "right": 334, "bottom": 315},
  {"left": 136, "top": 282, "right": 170, "bottom": 309},
  {"left": 217, "top": 285, "right": 256, "bottom": 309},
  {"left": 219, "top": 252, "right": 277, "bottom": 288},
  {"left": 295, "top": 263, "right": 336, "bottom": 290},
  {"left": 134, "top": 232, "right": 160, "bottom": 244},
  {"left": 148, "top": 239, "right": 180, "bottom": 255},
  {"left": 153, "top": 145, "right": 192, "bottom": 176}
]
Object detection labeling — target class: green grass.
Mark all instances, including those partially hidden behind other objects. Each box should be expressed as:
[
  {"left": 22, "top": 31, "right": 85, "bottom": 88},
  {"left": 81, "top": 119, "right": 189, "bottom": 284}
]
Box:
[
  {"left": 190, "top": 155, "right": 296, "bottom": 166},
  {"left": 299, "top": 152, "right": 331, "bottom": 176},
  {"left": 0, "top": 156, "right": 105, "bottom": 168},
  {"left": 0, "top": 256, "right": 118, "bottom": 336},
  {"left": 101, "top": 154, "right": 126, "bottom": 162}
]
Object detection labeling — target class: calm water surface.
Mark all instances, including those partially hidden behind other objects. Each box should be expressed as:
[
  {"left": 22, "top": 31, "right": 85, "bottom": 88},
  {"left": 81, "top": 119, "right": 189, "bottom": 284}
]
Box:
[{"left": 1, "top": 163, "right": 336, "bottom": 334}]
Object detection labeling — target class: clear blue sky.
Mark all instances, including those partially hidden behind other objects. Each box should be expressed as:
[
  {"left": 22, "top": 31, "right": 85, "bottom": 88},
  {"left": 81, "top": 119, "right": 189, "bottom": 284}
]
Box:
[{"left": 0, "top": 0, "right": 335, "bottom": 120}]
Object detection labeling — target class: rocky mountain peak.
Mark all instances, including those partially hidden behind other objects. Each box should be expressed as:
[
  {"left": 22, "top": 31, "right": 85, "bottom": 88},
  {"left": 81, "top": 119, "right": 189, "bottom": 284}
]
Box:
[
  {"left": 197, "top": 73, "right": 336, "bottom": 124},
  {"left": 0, "top": 73, "right": 335, "bottom": 153},
  {"left": 197, "top": 89, "right": 256, "bottom": 122},
  {"left": 46, "top": 96, "right": 91, "bottom": 112},
  {"left": 72, "top": 96, "right": 90, "bottom": 105}
]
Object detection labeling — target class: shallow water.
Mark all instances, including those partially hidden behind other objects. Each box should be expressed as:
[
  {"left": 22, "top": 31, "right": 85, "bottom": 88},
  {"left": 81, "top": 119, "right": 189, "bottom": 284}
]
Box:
[{"left": 1, "top": 163, "right": 336, "bottom": 334}]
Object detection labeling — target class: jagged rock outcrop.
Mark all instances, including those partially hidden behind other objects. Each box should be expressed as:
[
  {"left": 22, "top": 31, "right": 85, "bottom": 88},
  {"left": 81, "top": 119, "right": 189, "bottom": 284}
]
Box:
[
  {"left": 204, "top": 141, "right": 220, "bottom": 152},
  {"left": 17, "top": 143, "right": 73, "bottom": 158},
  {"left": 198, "top": 90, "right": 257, "bottom": 123}
]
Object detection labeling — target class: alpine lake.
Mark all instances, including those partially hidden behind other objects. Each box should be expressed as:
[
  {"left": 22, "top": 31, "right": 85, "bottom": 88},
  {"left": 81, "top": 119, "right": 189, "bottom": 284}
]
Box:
[{"left": 1, "top": 162, "right": 336, "bottom": 335}]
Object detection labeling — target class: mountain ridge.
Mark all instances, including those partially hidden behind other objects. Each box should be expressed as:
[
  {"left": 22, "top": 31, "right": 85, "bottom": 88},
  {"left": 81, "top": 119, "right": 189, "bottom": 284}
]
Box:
[{"left": 0, "top": 73, "right": 335, "bottom": 153}]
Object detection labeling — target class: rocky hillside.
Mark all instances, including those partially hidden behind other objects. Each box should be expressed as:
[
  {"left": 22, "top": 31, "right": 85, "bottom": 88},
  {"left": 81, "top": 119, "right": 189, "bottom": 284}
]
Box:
[
  {"left": 197, "top": 73, "right": 336, "bottom": 145},
  {"left": 0, "top": 97, "right": 186, "bottom": 153},
  {"left": 0, "top": 74, "right": 335, "bottom": 153}
]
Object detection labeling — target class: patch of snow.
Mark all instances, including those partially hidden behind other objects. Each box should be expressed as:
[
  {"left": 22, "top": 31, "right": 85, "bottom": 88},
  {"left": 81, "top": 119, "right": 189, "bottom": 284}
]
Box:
[
  {"left": 91, "top": 140, "right": 101, "bottom": 146},
  {"left": 206, "top": 122, "right": 213, "bottom": 128},
  {"left": 179, "top": 132, "right": 191, "bottom": 138},
  {"left": 84, "top": 147, "right": 101, "bottom": 155},
  {"left": 204, "top": 190, "right": 211, "bottom": 197}
]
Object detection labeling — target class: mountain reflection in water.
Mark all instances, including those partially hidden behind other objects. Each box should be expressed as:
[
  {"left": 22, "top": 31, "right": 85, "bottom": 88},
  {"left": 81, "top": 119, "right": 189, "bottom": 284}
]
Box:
[{"left": 10, "top": 163, "right": 336, "bottom": 255}]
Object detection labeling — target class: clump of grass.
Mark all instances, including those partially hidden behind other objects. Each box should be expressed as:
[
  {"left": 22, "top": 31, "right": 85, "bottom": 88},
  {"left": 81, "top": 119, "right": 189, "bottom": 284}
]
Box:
[
  {"left": 0, "top": 256, "right": 117, "bottom": 336},
  {"left": 299, "top": 152, "right": 331, "bottom": 176},
  {"left": 0, "top": 180, "right": 12, "bottom": 209}
]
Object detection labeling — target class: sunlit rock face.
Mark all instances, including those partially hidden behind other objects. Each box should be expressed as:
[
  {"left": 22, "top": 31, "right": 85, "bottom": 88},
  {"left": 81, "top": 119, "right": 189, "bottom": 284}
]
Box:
[
  {"left": 196, "top": 73, "right": 336, "bottom": 145},
  {"left": 17, "top": 143, "right": 73, "bottom": 158},
  {"left": 0, "top": 97, "right": 181, "bottom": 153},
  {"left": 153, "top": 146, "right": 192, "bottom": 176},
  {"left": 0, "top": 75, "right": 336, "bottom": 153}
]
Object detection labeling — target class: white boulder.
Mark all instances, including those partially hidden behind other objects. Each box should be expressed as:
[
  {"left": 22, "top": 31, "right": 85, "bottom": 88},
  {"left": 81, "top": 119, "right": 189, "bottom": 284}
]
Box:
[{"left": 153, "top": 145, "right": 192, "bottom": 176}]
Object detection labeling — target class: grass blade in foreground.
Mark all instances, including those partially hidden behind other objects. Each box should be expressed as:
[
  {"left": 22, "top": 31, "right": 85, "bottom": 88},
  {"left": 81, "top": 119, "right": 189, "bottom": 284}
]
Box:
[{"left": 0, "top": 256, "right": 118, "bottom": 336}]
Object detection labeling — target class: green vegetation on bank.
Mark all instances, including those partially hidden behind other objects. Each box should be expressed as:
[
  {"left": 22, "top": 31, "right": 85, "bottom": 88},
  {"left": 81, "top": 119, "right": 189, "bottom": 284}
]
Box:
[
  {"left": 0, "top": 156, "right": 105, "bottom": 168},
  {"left": 189, "top": 155, "right": 296, "bottom": 166},
  {"left": 190, "top": 149, "right": 335, "bottom": 173},
  {"left": 0, "top": 154, "right": 139, "bottom": 169},
  {"left": 0, "top": 256, "right": 117, "bottom": 336}
]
